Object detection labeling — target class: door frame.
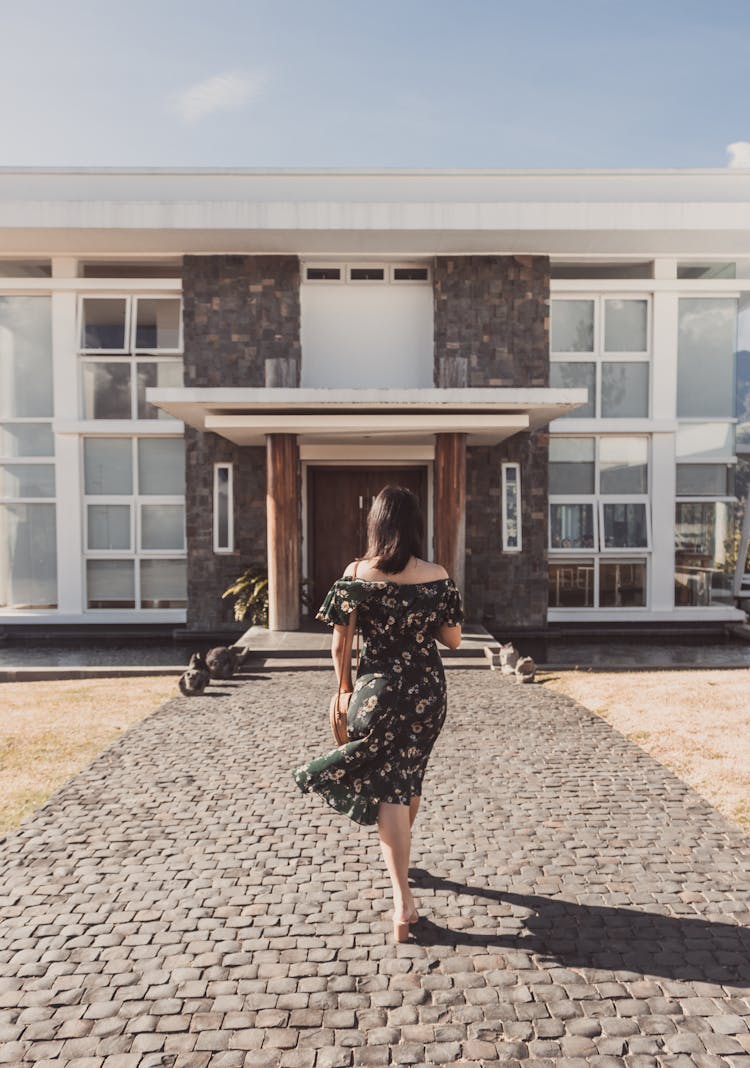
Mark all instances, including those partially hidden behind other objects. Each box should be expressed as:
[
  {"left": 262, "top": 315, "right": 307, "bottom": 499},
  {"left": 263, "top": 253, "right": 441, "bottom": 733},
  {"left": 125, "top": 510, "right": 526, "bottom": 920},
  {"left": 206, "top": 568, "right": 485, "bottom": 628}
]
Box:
[{"left": 301, "top": 450, "right": 434, "bottom": 616}]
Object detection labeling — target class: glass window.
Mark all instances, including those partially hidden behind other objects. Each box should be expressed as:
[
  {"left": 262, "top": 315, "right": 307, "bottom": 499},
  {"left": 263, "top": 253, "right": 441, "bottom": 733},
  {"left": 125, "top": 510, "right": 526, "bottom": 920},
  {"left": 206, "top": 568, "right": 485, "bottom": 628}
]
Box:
[
  {"left": 550, "top": 262, "right": 653, "bottom": 280},
  {"left": 0, "top": 296, "right": 53, "bottom": 418},
  {"left": 501, "top": 463, "right": 521, "bottom": 552},
  {"left": 0, "top": 503, "right": 57, "bottom": 608},
  {"left": 549, "top": 560, "right": 595, "bottom": 607},
  {"left": 349, "top": 266, "right": 385, "bottom": 281},
  {"left": 0, "top": 260, "right": 51, "bottom": 277},
  {"left": 86, "top": 559, "right": 135, "bottom": 608},
  {"left": 214, "top": 464, "right": 233, "bottom": 553},
  {"left": 676, "top": 422, "right": 734, "bottom": 461},
  {"left": 604, "top": 299, "right": 648, "bottom": 352},
  {"left": 599, "top": 438, "right": 648, "bottom": 494},
  {"left": 81, "top": 298, "right": 128, "bottom": 350},
  {"left": 549, "top": 437, "right": 595, "bottom": 494},
  {"left": 549, "top": 362, "right": 596, "bottom": 418},
  {"left": 140, "top": 504, "right": 185, "bottom": 551},
  {"left": 87, "top": 504, "right": 131, "bottom": 551},
  {"left": 601, "top": 502, "right": 649, "bottom": 549},
  {"left": 392, "top": 266, "right": 429, "bottom": 282},
  {"left": 676, "top": 464, "right": 733, "bottom": 497},
  {"left": 140, "top": 559, "right": 187, "bottom": 608},
  {"left": 601, "top": 361, "right": 649, "bottom": 417},
  {"left": 306, "top": 266, "right": 341, "bottom": 281},
  {"left": 0, "top": 463, "right": 55, "bottom": 498},
  {"left": 550, "top": 300, "right": 594, "bottom": 352},
  {"left": 136, "top": 361, "right": 183, "bottom": 420},
  {"left": 677, "top": 262, "right": 736, "bottom": 279},
  {"left": 83, "top": 438, "right": 133, "bottom": 495},
  {"left": 81, "top": 362, "right": 132, "bottom": 420},
  {"left": 677, "top": 298, "right": 737, "bottom": 418},
  {"left": 550, "top": 503, "right": 595, "bottom": 549},
  {"left": 137, "top": 438, "right": 185, "bottom": 495},
  {"left": 134, "top": 298, "right": 181, "bottom": 350},
  {"left": 599, "top": 560, "right": 647, "bottom": 607},
  {"left": 675, "top": 501, "right": 736, "bottom": 606},
  {"left": 736, "top": 293, "right": 750, "bottom": 450},
  {"left": 0, "top": 423, "right": 54, "bottom": 457}
]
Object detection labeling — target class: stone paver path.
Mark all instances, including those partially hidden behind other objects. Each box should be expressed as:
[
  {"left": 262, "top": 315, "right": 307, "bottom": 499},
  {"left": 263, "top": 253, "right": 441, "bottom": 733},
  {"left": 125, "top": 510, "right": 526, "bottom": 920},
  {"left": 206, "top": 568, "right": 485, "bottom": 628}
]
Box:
[{"left": 1, "top": 670, "right": 750, "bottom": 1068}]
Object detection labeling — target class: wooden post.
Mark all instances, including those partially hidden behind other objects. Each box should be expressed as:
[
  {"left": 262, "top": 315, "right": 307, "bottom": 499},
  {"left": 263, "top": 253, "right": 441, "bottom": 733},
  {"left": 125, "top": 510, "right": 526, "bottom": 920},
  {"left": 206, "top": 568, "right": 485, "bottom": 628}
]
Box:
[
  {"left": 266, "top": 433, "right": 300, "bottom": 631},
  {"left": 434, "top": 432, "right": 466, "bottom": 594}
]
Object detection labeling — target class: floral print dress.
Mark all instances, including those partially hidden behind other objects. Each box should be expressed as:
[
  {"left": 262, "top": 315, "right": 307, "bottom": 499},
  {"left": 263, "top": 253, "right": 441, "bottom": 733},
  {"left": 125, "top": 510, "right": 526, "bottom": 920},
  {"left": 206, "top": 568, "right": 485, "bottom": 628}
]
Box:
[{"left": 292, "top": 576, "right": 464, "bottom": 826}]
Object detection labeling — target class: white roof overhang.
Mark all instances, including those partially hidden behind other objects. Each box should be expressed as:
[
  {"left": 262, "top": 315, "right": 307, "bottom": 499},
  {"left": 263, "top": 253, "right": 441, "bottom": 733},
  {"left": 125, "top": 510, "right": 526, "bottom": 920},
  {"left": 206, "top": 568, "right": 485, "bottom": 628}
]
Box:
[
  {"left": 146, "top": 387, "right": 588, "bottom": 446},
  {"left": 2, "top": 167, "right": 750, "bottom": 256}
]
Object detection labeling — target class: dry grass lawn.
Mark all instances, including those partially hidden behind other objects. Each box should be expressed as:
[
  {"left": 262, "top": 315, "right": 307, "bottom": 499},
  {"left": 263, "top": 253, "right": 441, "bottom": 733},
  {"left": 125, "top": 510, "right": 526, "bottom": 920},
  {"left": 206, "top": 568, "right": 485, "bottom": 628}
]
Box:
[
  {"left": 543, "top": 668, "right": 750, "bottom": 833},
  {"left": 0, "top": 677, "right": 177, "bottom": 835}
]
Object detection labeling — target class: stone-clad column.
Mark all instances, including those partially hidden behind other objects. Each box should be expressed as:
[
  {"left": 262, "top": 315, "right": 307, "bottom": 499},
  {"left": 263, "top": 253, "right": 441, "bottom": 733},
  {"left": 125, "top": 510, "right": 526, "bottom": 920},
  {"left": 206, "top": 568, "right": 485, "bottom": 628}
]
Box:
[
  {"left": 266, "top": 434, "right": 300, "bottom": 631},
  {"left": 434, "top": 432, "right": 466, "bottom": 594}
]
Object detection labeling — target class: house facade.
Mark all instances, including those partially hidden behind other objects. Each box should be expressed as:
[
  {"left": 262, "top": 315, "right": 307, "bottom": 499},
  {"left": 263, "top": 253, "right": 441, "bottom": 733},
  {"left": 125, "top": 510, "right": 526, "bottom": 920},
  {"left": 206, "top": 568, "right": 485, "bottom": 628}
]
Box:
[{"left": 0, "top": 168, "right": 748, "bottom": 634}]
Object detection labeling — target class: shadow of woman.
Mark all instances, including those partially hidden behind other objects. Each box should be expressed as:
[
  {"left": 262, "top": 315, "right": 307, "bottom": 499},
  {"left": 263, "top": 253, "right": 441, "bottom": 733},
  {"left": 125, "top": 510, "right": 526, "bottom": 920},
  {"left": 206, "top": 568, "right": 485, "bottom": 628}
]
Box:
[{"left": 408, "top": 866, "right": 750, "bottom": 985}]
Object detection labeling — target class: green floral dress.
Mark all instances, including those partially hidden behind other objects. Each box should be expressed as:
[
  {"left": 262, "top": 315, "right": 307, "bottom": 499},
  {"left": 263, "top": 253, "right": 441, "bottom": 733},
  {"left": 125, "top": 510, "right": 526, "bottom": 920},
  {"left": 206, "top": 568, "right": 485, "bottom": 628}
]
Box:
[{"left": 292, "top": 576, "right": 464, "bottom": 826}]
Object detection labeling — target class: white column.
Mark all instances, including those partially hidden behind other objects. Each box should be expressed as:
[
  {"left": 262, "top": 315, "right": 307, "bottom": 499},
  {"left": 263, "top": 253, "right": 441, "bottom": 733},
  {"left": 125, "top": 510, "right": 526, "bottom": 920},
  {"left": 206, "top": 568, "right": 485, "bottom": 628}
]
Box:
[
  {"left": 650, "top": 433, "right": 676, "bottom": 611},
  {"left": 651, "top": 290, "right": 678, "bottom": 421},
  {"left": 52, "top": 290, "right": 84, "bottom": 614}
]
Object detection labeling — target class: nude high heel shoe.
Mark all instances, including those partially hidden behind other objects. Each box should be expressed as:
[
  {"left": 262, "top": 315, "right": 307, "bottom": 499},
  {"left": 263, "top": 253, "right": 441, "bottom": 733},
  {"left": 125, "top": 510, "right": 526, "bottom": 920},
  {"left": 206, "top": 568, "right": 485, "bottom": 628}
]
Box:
[{"left": 392, "top": 914, "right": 411, "bottom": 942}]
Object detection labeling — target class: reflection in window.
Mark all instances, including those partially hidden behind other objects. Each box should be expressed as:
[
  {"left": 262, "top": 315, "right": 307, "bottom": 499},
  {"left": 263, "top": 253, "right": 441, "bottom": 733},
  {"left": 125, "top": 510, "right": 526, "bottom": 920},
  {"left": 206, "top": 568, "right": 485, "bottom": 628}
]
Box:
[
  {"left": 736, "top": 293, "right": 750, "bottom": 450},
  {"left": 599, "top": 438, "right": 648, "bottom": 494},
  {"left": 0, "top": 503, "right": 57, "bottom": 608},
  {"left": 599, "top": 560, "right": 647, "bottom": 607},
  {"left": 134, "top": 298, "right": 181, "bottom": 350},
  {"left": 676, "top": 464, "right": 733, "bottom": 497},
  {"left": 214, "top": 464, "right": 234, "bottom": 553},
  {"left": 550, "top": 503, "right": 595, "bottom": 549},
  {"left": 81, "top": 298, "right": 128, "bottom": 350},
  {"left": 549, "top": 560, "right": 594, "bottom": 607},
  {"left": 0, "top": 296, "right": 53, "bottom": 418},
  {"left": 86, "top": 559, "right": 135, "bottom": 609},
  {"left": 674, "top": 501, "right": 736, "bottom": 606},
  {"left": 549, "top": 437, "right": 595, "bottom": 494},
  {"left": 601, "top": 502, "right": 649, "bottom": 549},
  {"left": 136, "top": 361, "right": 183, "bottom": 419},
  {"left": 550, "top": 362, "right": 595, "bottom": 418},
  {"left": 550, "top": 300, "right": 594, "bottom": 352},
  {"left": 140, "top": 559, "right": 187, "bottom": 608},
  {"left": 501, "top": 463, "right": 521, "bottom": 552},
  {"left": 81, "top": 362, "right": 132, "bottom": 419},
  {"left": 604, "top": 299, "right": 648, "bottom": 352},
  {"left": 677, "top": 298, "right": 737, "bottom": 418},
  {"left": 601, "top": 361, "right": 649, "bottom": 417}
]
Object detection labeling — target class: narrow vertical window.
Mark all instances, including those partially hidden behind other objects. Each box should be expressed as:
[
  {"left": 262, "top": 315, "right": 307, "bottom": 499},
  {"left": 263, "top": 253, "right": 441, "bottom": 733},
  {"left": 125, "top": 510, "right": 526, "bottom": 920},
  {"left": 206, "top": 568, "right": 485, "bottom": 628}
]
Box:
[
  {"left": 502, "top": 462, "right": 522, "bottom": 552},
  {"left": 214, "top": 463, "right": 234, "bottom": 553}
]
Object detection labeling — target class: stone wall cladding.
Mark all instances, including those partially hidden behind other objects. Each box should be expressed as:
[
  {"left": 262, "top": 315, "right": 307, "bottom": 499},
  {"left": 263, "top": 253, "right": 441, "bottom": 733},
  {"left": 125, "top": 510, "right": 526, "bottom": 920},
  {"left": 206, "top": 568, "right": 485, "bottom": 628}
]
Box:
[
  {"left": 182, "top": 256, "right": 300, "bottom": 630},
  {"left": 433, "top": 255, "right": 551, "bottom": 630}
]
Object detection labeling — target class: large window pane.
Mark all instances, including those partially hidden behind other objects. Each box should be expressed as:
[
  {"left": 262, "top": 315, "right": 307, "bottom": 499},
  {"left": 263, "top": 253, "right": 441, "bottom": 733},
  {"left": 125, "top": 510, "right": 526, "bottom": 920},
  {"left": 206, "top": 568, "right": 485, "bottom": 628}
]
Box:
[
  {"left": 549, "top": 437, "right": 595, "bottom": 494},
  {"left": 81, "top": 362, "right": 132, "bottom": 419},
  {"left": 550, "top": 300, "right": 594, "bottom": 352},
  {"left": 138, "top": 438, "right": 185, "bottom": 495},
  {"left": 599, "top": 438, "right": 648, "bottom": 494},
  {"left": 0, "top": 296, "right": 53, "bottom": 418},
  {"left": 135, "top": 298, "right": 181, "bottom": 350},
  {"left": 140, "top": 558, "right": 187, "bottom": 608},
  {"left": 140, "top": 504, "right": 185, "bottom": 550},
  {"left": 86, "top": 559, "right": 135, "bottom": 608},
  {"left": 0, "top": 502, "right": 57, "bottom": 608},
  {"left": 550, "top": 503, "right": 595, "bottom": 549},
  {"left": 136, "top": 361, "right": 183, "bottom": 419},
  {"left": 549, "top": 560, "right": 594, "bottom": 607},
  {"left": 600, "top": 560, "right": 647, "bottom": 607},
  {"left": 83, "top": 438, "right": 133, "bottom": 495},
  {"left": 601, "top": 502, "right": 648, "bottom": 548},
  {"left": 0, "top": 423, "right": 54, "bottom": 457},
  {"left": 676, "top": 422, "right": 734, "bottom": 461},
  {"left": 601, "top": 361, "right": 649, "bottom": 417},
  {"left": 81, "top": 298, "right": 127, "bottom": 350},
  {"left": 736, "top": 293, "right": 750, "bottom": 449},
  {"left": 604, "top": 299, "right": 648, "bottom": 352},
  {"left": 675, "top": 501, "right": 736, "bottom": 606},
  {"left": 550, "top": 362, "right": 595, "bottom": 418},
  {"left": 677, "top": 298, "right": 737, "bottom": 418},
  {"left": 676, "top": 464, "right": 732, "bottom": 496},
  {"left": 87, "top": 504, "right": 131, "bottom": 550},
  {"left": 0, "top": 463, "right": 55, "bottom": 498}
]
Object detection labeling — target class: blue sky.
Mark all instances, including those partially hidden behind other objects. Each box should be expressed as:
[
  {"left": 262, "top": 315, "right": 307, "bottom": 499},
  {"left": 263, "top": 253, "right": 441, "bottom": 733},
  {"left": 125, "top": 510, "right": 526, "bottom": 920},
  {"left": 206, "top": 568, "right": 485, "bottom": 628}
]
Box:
[{"left": 3, "top": 0, "right": 750, "bottom": 168}]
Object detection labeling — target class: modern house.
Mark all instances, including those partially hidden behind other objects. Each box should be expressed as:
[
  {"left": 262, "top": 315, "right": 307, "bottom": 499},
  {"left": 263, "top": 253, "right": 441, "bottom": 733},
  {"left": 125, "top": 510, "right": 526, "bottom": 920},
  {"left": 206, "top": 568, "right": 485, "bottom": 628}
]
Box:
[{"left": 0, "top": 168, "right": 748, "bottom": 636}]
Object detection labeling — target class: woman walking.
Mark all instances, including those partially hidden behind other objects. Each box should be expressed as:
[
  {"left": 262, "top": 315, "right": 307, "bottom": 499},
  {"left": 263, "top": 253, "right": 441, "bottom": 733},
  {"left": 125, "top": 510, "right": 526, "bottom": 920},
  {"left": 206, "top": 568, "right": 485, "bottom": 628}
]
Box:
[{"left": 292, "top": 485, "right": 463, "bottom": 943}]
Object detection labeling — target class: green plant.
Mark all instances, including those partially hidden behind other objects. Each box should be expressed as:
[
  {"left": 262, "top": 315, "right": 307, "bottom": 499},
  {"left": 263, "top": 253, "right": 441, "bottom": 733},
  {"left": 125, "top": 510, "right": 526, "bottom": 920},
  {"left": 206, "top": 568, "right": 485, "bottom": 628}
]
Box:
[{"left": 222, "top": 568, "right": 269, "bottom": 625}]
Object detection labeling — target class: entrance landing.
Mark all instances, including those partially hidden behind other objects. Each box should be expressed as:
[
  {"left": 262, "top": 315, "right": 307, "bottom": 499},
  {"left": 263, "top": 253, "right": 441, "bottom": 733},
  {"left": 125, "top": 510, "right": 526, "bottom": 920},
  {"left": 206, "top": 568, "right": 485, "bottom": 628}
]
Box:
[{"left": 239, "top": 623, "right": 499, "bottom": 670}]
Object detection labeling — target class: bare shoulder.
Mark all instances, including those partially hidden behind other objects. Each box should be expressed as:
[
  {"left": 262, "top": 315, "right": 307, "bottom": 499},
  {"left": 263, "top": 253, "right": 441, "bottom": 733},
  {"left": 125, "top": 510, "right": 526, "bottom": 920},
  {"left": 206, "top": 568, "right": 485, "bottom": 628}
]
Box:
[
  {"left": 341, "top": 559, "right": 361, "bottom": 579},
  {"left": 422, "top": 562, "right": 449, "bottom": 581}
]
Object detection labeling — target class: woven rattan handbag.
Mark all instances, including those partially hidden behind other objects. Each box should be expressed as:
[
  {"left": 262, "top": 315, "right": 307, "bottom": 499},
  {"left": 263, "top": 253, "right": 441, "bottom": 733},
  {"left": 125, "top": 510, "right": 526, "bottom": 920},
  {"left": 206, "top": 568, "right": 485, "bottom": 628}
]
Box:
[{"left": 328, "top": 561, "right": 361, "bottom": 745}]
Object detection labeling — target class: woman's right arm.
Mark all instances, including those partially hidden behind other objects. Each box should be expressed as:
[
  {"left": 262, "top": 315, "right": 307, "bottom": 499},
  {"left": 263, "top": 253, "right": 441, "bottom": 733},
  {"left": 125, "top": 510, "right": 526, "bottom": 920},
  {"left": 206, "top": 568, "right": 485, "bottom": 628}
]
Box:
[{"left": 436, "top": 621, "right": 462, "bottom": 649}]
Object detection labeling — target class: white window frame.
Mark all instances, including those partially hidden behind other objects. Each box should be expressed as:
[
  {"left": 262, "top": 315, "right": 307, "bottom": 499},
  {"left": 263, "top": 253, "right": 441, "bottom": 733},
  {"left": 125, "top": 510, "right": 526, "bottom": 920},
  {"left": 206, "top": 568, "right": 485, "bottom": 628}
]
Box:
[
  {"left": 132, "top": 295, "right": 184, "bottom": 354},
  {"left": 550, "top": 293, "right": 652, "bottom": 419},
  {"left": 389, "top": 263, "right": 432, "bottom": 284},
  {"left": 346, "top": 263, "right": 387, "bottom": 284},
  {"left": 501, "top": 461, "right": 522, "bottom": 552},
  {"left": 213, "top": 462, "right": 234, "bottom": 554},
  {"left": 78, "top": 294, "right": 131, "bottom": 354},
  {"left": 303, "top": 263, "right": 343, "bottom": 284},
  {"left": 82, "top": 435, "right": 186, "bottom": 610},
  {"left": 549, "top": 556, "right": 650, "bottom": 610},
  {"left": 300, "top": 261, "right": 432, "bottom": 286}
]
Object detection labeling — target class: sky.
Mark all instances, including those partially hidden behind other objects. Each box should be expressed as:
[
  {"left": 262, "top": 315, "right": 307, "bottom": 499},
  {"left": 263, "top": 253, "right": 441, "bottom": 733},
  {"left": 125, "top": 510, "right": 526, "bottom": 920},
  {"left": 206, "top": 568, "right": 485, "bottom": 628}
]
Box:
[{"left": 2, "top": 0, "right": 750, "bottom": 169}]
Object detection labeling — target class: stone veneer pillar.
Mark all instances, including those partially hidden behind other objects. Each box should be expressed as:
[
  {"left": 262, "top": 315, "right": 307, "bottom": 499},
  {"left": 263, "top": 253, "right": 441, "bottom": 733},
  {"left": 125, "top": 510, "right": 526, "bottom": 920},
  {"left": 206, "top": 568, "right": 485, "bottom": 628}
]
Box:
[
  {"left": 433, "top": 255, "right": 551, "bottom": 631},
  {"left": 182, "top": 255, "right": 301, "bottom": 631}
]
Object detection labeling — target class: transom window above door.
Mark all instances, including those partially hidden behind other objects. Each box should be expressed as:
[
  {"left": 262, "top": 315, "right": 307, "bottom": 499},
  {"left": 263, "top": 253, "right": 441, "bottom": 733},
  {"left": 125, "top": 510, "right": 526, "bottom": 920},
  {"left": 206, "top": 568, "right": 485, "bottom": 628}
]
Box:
[{"left": 550, "top": 296, "right": 651, "bottom": 419}]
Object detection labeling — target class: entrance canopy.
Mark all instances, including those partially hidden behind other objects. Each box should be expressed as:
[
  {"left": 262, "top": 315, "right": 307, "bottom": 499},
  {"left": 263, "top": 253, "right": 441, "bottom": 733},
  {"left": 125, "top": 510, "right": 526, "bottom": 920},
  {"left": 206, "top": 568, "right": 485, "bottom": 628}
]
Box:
[{"left": 146, "top": 387, "right": 588, "bottom": 445}]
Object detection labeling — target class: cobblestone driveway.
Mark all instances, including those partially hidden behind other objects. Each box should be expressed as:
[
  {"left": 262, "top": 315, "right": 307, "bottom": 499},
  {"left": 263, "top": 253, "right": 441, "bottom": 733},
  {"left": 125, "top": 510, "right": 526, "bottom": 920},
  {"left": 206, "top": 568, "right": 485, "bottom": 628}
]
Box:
[{"left": 1, "top": 670, "right": 749, "bottom": 1068}]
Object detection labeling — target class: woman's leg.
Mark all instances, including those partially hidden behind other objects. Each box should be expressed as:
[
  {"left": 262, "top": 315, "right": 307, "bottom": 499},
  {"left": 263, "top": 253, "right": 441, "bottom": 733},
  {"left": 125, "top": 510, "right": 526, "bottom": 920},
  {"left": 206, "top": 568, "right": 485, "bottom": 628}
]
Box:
[
  {"left": 409, "top": 795, "right": 421, "bottom": 829},
  {"left": 377, "top": 801, "right": 415, "bottom": 920}
]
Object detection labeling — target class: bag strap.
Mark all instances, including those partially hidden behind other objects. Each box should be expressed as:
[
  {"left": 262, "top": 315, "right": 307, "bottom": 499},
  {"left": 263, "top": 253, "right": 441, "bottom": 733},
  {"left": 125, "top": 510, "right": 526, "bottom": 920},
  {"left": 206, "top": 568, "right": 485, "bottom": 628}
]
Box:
[{"left": 338, "top": 559, "right": 361, "bottom": 696}]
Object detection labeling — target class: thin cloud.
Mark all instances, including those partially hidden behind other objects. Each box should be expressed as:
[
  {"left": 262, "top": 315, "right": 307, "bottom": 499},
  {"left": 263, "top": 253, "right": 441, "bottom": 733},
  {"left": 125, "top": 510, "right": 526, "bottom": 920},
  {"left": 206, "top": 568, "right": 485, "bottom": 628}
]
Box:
[
  {"left": 169, "top": 71, "right": 266, "bottom": 124},
  {"left": 727, "top": 141, "right": 750, "bottom": 168}
]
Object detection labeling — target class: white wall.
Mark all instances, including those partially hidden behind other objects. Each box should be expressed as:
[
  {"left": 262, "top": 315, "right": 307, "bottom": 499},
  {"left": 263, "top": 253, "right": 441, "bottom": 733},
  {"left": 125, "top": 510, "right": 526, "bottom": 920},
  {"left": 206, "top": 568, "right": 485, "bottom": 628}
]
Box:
[{"left": 300, "top": 280, "right": 434, "bottom": 388}]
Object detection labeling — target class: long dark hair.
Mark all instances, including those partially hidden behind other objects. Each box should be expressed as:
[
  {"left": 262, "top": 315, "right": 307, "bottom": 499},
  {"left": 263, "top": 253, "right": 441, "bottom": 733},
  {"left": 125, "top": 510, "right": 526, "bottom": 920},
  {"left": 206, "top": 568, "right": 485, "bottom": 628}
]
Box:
[{"left": 364, "top": 485, "right": 423, "bottom": 574}]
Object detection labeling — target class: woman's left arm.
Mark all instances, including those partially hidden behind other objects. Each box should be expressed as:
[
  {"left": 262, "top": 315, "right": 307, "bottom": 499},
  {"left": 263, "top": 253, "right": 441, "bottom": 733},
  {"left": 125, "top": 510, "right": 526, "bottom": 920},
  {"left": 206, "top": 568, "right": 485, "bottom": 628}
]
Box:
[{"left": 331, "top": 623, "right": 353, "bottom": 690}]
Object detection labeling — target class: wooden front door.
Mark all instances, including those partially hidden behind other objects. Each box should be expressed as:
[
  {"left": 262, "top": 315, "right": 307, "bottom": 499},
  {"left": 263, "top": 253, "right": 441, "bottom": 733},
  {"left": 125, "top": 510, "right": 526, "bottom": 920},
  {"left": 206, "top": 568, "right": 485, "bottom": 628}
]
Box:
[{"left": 307, "top": 466, "right": 428, "bottom": 613}]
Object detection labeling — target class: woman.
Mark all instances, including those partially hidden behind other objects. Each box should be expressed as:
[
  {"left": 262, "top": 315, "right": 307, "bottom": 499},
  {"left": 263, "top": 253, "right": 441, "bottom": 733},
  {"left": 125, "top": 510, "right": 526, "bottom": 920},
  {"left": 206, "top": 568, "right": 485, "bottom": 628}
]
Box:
[{"left": 292, "top": 485, "right": 463, "bottom": 943}]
